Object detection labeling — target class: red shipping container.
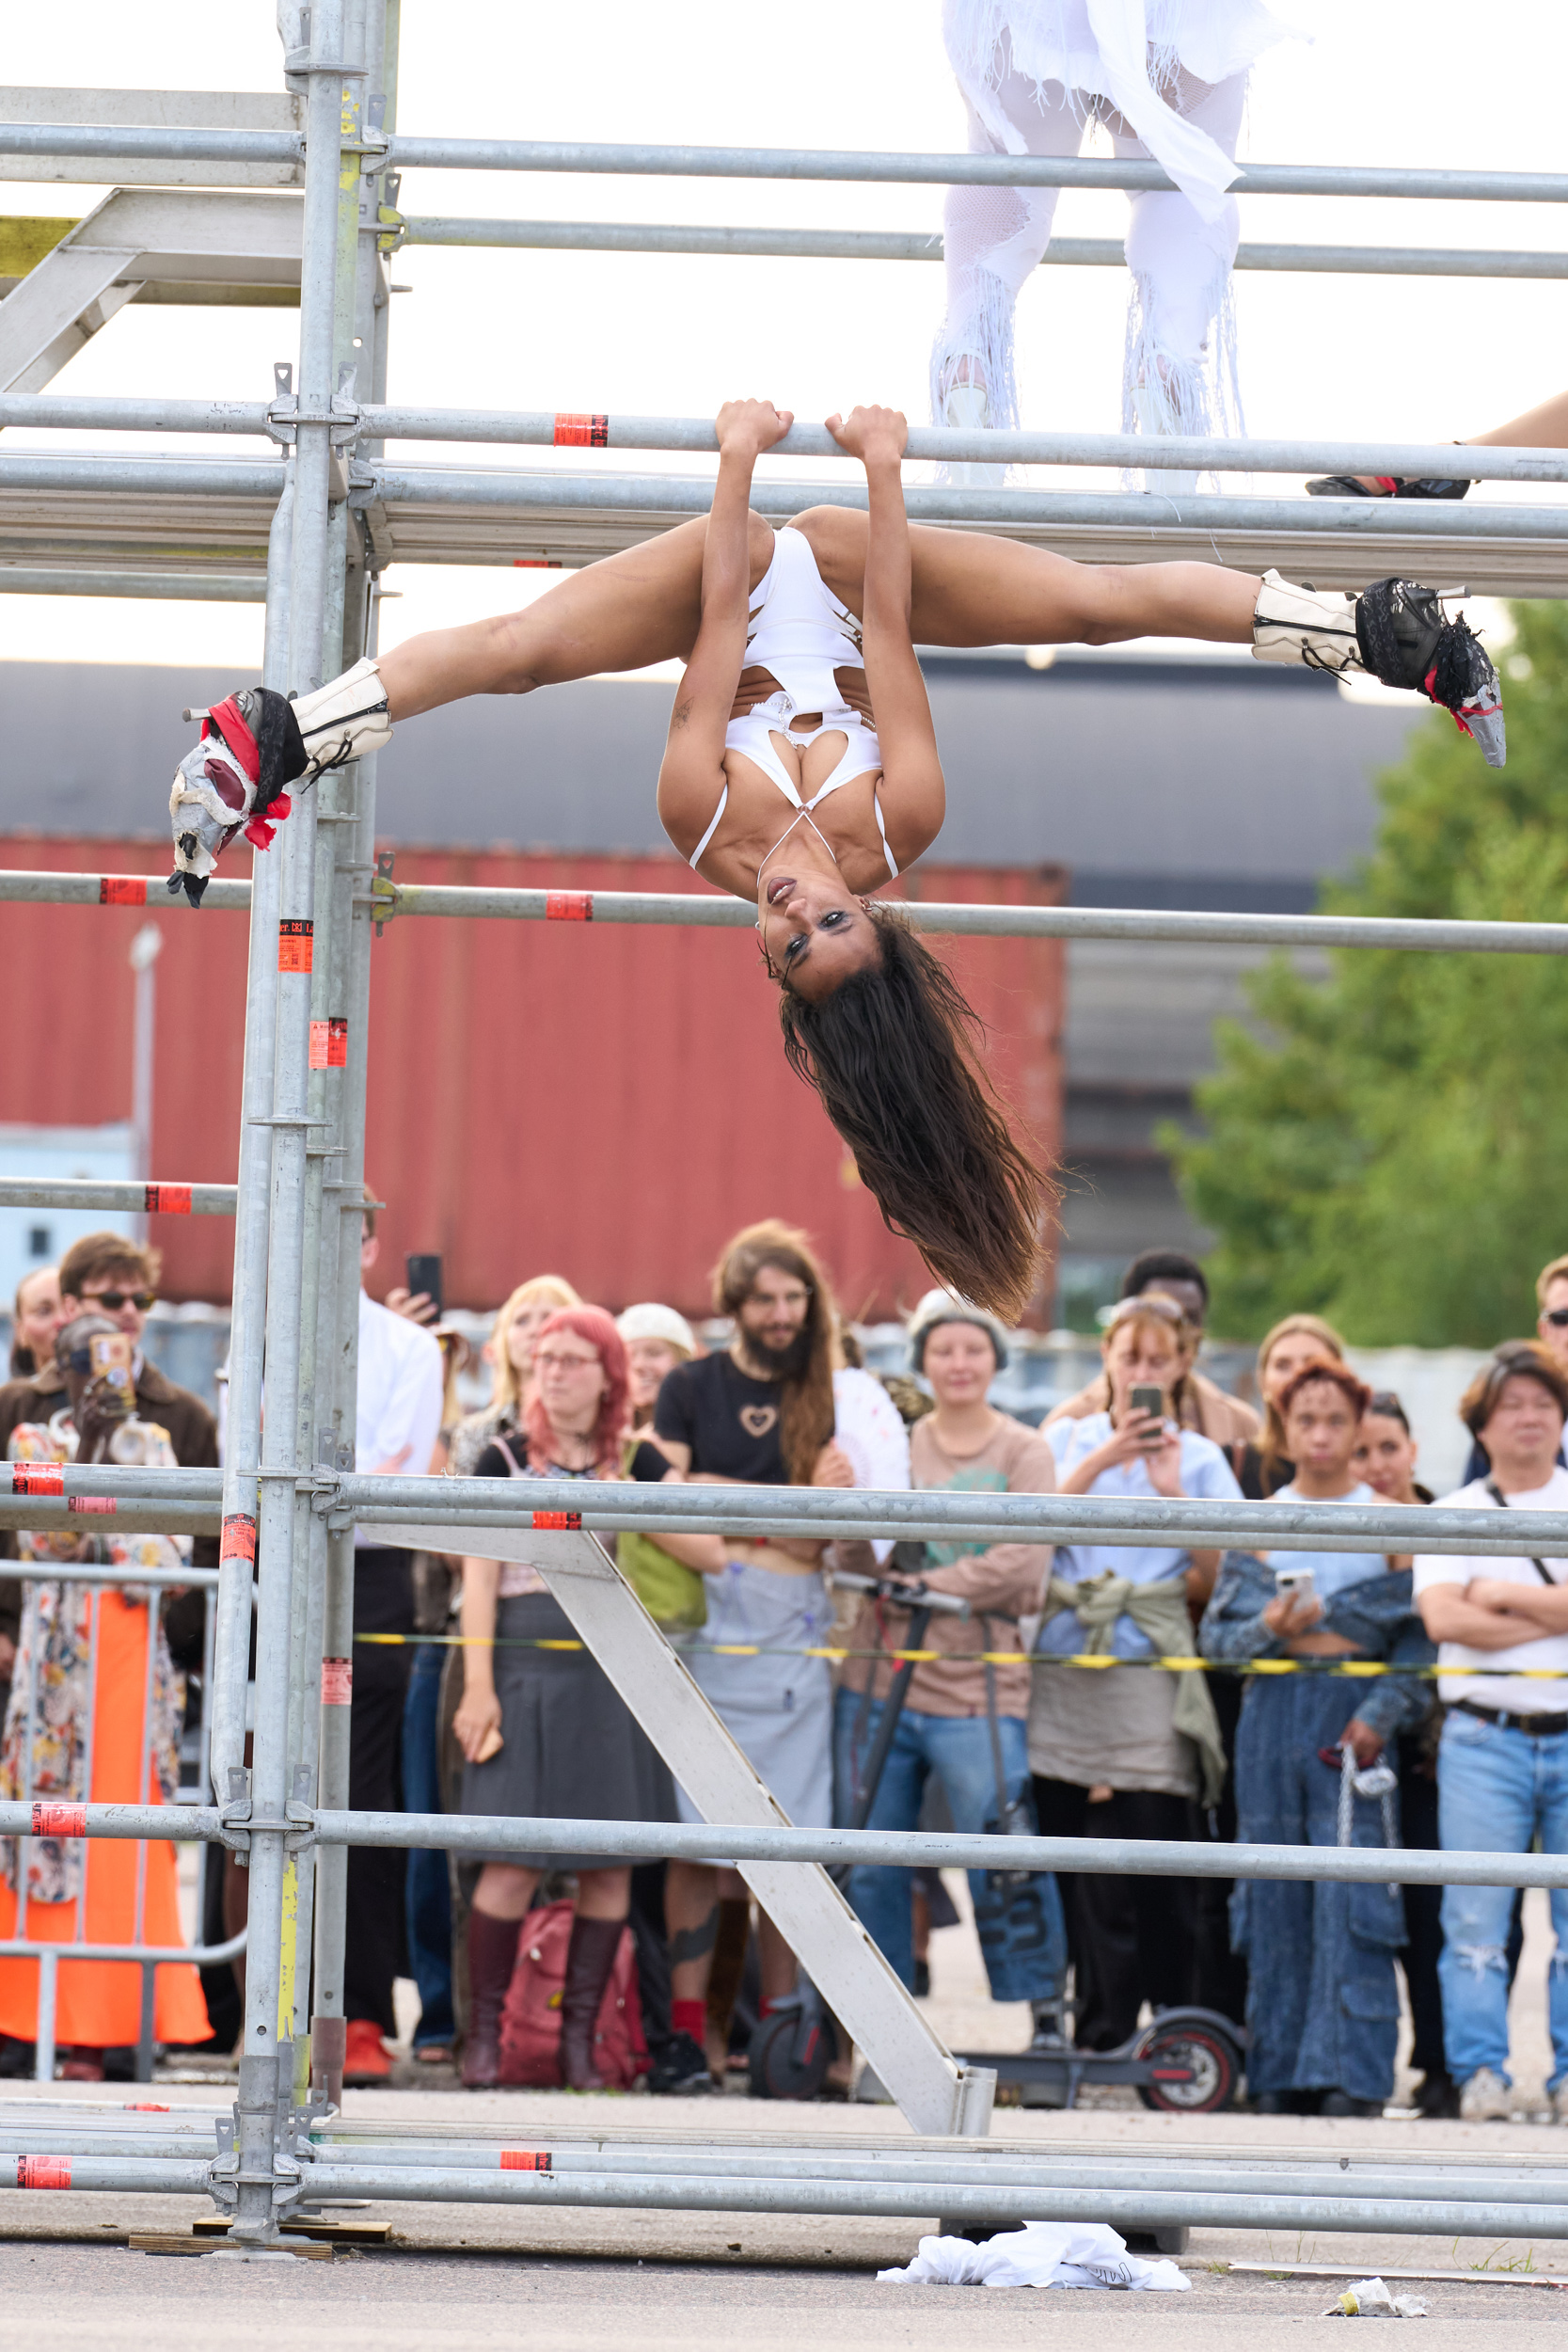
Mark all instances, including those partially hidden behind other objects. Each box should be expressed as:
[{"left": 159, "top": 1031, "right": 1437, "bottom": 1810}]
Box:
[{"left": 0, "top": 838, "right": 1064, "bottom": 1321}]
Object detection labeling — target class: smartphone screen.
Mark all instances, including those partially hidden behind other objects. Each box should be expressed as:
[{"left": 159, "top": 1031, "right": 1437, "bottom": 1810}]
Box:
[
  {"left": 88, "top": 1329, "right": 135, "bottom": 1401},
  {"left": 405, "top": 1253, "right": 443, "bottom": 1321},
  {"left": 1129, "top": 1383, "right": 1164, "bottom": 1423}
]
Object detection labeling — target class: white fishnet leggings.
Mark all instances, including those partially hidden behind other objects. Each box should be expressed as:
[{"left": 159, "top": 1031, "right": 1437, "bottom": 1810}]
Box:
[{"left": 934, "top": 60, "right": 1247, "bottom": 436}]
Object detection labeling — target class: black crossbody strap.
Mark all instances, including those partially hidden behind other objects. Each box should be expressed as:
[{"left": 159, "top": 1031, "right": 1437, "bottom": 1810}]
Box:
[{"left": 1486, "top": 1479, "right": 1559, "bottom": 1584}]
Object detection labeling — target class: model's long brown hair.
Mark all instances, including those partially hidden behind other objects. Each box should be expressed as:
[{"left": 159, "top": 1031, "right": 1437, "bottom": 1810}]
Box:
[
  {"left": 776, "top": 905, "right": 1050, "bottom": 1323},
  {"left": 713, "top": 1220, "right": 837, "bottom": 1486}
]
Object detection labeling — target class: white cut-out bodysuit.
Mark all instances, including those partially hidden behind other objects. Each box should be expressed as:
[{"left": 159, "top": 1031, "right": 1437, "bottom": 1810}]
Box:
[{"left": 688, "top": 524, "right": 898, "bottom": 880}]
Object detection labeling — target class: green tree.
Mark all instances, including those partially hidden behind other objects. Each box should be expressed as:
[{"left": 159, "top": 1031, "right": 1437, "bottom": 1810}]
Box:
[{"left": 1165, "top": 602, "right": 1568, "bottom": 1346}]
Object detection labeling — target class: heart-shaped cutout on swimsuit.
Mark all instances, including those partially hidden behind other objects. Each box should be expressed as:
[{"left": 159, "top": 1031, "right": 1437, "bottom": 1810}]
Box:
[{"left": 738, "top": 1405, "right": 778, "bottom": 1438}]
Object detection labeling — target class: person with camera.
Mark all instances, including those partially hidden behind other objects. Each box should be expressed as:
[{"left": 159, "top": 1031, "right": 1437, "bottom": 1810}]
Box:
[
  {"left": 1202, "top": 1359, "right": 1433, "bottom": 2117},
  {"left": 0, "top": 1311, "right": 211, "bottom": 2076},
  {"left": 1032, "top": 1291, "right": 1236, "bottom": 2048}
]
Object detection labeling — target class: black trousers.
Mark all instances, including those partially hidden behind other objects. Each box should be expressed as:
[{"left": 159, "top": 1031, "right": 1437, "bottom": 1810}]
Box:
[
  {"left": 1033, "top": 1777, "right": 1201, "bottom": 2049},
  {"left": 344, "top": 1549, "right": 414, "bottom": 2034}
]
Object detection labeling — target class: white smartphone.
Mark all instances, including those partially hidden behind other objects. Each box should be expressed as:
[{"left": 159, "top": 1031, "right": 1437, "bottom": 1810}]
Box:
[{"left": 1275, "top": 1566, "right": 1317, "bottom": 1608}]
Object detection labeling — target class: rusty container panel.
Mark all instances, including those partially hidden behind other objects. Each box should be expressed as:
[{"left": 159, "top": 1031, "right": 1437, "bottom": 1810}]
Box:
[{"left": 0, "top": 840, "right": 1064, "bottom": 1320}]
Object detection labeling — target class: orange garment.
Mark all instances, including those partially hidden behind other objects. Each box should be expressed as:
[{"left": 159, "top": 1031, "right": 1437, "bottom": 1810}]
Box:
[{"left": 0, "top": 1592, "right": 210, "bottom": 2047}]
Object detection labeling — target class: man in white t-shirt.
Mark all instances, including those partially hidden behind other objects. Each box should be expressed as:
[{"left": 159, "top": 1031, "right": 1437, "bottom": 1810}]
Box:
[{"left": 1413, "top": 1344, "right": 1568, "bottom": 2123}]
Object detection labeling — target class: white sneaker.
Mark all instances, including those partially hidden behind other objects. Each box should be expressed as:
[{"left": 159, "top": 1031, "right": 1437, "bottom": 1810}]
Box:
[
  {"left": 1459, "top": 2065, "right": 1513, "bottom": 2122},
  {"left": 942, "top": 382, "right": 1006, "bottom": 490}
]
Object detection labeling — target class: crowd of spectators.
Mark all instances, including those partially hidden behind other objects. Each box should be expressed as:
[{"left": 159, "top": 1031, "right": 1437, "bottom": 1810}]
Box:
[{"left": 6, "top": 1222, "right": 1568, "bottom": 2122}]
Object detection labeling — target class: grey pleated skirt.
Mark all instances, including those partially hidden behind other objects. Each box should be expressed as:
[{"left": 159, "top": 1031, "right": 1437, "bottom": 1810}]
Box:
[{"left": 460, "top": 1592, "right": 675, "bottom": 1867}]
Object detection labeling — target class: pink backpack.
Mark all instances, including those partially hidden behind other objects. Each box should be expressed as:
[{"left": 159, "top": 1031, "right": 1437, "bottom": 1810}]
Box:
[{"left": 498, "top": 1898, "right": 650, "bottom": 2090}]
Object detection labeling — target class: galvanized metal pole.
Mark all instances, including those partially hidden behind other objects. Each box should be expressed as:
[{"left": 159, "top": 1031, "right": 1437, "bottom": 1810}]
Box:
[{"left": 229, "top": 0, "right": 346, "bottom": 2249}]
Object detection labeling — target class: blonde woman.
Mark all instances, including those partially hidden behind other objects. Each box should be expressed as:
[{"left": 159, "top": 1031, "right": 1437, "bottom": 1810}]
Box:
[
  {"left": 448, "top": 1275, "right": 581, "bottom": 1481},
  {"left": 1236, "top": 1313, "right": 1347, "bottom": 1500}
]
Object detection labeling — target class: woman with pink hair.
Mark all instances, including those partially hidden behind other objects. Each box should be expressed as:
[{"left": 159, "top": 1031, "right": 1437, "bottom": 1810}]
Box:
[{"left": 451, "top": 1307, "right": 674, "bottom": 2090}]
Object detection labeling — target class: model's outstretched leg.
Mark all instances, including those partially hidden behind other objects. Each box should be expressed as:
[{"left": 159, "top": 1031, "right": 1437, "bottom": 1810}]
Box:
[
  {"left": 1307, "top": 389, "right": 1568, "bottom": 504},
  {"left": 794, "top": 505, "right": 1505, "bottom": 766},
  {"left": 167, "top": 513, "right": 776, "bottom": 901}
]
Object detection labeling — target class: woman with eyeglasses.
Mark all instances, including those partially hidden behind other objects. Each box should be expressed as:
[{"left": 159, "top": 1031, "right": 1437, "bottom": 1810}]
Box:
[{"left": 451, "top": 1306, "right": 707, "bottom": 2092}]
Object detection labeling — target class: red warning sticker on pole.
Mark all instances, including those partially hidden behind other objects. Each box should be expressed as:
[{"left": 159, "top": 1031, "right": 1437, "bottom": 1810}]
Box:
[
  {"left": 514, "top": 559, "right": 564, "bottom": 569},
  {"left": 68, "top": 1497, "right": 116, "bottom": 1517},
  {"left": 309, "top": 1017, "right": 349, "bottom": 1069},
  {"left": 553, "top": 413, "right": 609, "bottom": 448},
  {"left": 32, "top": 1804, "right": 87, "bottom": 1838},
  {"left": 499, "top": 2149, "right": 552, "bottom": 2171},
  {"left": 9, "top": 1465, "right": 64, "bottom": 1497},
  {"left": 144, "top": 1184, "right": 193, "bottom": 1215},
  {"left": 322, "top": 1658, "right": 353, "bottom": 1705},
  {"left": 546, "top": 891, "right": 592, "bottom": 922},
  {"left": 278, "top": 918, "right": 314, "bottom": 973},
  {"left": 16, "top": 2155, "right": 71, "bottom": 2190},
  {"left": 100, "top": 876, "right": 148, "bottom": 906},
  {"left": 531, "top": 1512, "right": 582, "bottom": 1532},
  {"left": 221, "top": 1513, "right": 257, "bottom": 1565}
]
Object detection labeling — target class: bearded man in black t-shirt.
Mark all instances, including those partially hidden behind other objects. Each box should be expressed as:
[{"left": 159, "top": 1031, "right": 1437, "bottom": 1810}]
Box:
[{"left": 646, "top": 1219, "right": 855, "bottom": 2092}]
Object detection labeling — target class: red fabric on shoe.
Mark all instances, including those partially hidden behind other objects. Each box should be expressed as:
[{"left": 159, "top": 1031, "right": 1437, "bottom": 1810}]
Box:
[
  {"left": 342, "top": 2017, "right": 392, "bottom": 2081},
  {"left": 671, "top": 1999, "right": 706, "bottom": 2043}
]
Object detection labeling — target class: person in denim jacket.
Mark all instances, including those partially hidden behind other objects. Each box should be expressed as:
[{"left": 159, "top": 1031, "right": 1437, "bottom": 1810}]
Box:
[{"left": 1201, "top": 1361, "right": 1434, "bottom": 2116}]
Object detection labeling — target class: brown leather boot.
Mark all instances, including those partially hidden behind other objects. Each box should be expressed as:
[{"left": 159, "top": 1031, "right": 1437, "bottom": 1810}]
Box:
[
  {"left": 461, "top": 1909, "right": 521, "bottom": 2089},
  {"left": 560, "top": 1915, "right": 625, "bottom": 2091}
]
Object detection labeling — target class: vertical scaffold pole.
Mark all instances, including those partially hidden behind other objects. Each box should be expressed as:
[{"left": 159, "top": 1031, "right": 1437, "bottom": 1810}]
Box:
[
  {"left": 230, "top": 0, "right": 347, "bottom": 2248},
  {"left": 310, "top": 0, "right": 396, "bottom": 2107}
]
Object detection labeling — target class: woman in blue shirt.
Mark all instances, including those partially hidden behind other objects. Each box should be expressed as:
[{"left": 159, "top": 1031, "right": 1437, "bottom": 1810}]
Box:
[{"left": 1031, "top": 1291, "right": 1241, "bottom": 2046}]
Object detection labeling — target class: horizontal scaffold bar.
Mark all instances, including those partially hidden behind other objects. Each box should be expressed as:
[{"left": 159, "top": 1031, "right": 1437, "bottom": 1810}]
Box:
[
  {"left": 5, "top": 393, "right": 1565, "bottom": 487},
  {"left": 14, "top": 1461, "right": 1568, "bottom": 1559},
  {"left": 14, "top": 868, "right": 1568, "bottom": 959},
  {"left": 5, "top": 124, "right": 1568, "bottom": 200},
  {"left": 403, "top": 215, "right": 1568, "bottom": 284},
  {"left": 0, "top": 1178, "right": 234, "bottom": 1212},
  {"left": 3, "top": 1795, "right": 1564, "bottom": 1893},
  {"left": 0, "top": 566, "right": 267, "bottom": 601}
]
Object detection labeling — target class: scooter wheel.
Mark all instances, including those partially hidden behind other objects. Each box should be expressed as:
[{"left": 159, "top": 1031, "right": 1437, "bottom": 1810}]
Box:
[
  {"left": 747, "top": 2008, "right": 835, "bottom": 2101},
  {"left": 1134, "top": 2018, "right": 1241, "bottom": 2115}
]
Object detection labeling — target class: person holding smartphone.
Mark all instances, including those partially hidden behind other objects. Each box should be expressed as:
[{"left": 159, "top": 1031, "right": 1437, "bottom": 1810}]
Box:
[
  {"left": 1030, "top": 1291, "right": 1238, "bottom": 2048},
  {"left": 1201, "top": 1360, "right": 1433, "bottom": 2118}
]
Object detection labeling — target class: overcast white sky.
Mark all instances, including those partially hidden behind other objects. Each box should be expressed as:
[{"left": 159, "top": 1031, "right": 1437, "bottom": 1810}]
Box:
[{"left": 3, "top": 0, "right": 1564, "bottom": 670}]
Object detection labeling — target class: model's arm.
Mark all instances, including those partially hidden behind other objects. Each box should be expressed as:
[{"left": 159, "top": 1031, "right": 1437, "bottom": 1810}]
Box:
[
  {"left": 826, "top": 406, "right": 946, "bottom": 864},
  {"left": 657, "top": 398, "right": 793, "bottom": 853}
]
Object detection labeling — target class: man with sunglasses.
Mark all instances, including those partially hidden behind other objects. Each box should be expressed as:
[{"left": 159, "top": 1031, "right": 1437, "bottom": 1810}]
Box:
[
  {"left": 1457, "top": 1255, "right": 1568, "bottom": 1487},
  {"left": 0, "top": 1230, "right": 218, "bottom": 1503}
]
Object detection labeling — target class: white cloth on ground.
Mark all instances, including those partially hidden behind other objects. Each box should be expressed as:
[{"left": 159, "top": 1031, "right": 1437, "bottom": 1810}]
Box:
[{"left": 877, "top": 2219, "right": 1191, "bottom": 2289}]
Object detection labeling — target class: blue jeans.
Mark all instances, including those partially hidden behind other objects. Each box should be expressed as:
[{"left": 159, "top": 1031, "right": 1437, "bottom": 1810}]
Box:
[
  {"left": 832, "top": 1685, "right": 1066, "bottom": 2004},
  {"left": 1231, "top": 1677, "right": 1407, "bottom": 2102},
  {"left": 1437, "top": 1708, "right": 1568, "bottom": 2090},
  {"left": 401, "top": 1641, "right": 454, "bottom": 2048}
]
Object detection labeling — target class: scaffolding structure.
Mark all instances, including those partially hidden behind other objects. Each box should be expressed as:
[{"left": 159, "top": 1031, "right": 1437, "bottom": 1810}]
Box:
[{"left": 7, "top": 14, "right": 1568, "bottom": 2253}]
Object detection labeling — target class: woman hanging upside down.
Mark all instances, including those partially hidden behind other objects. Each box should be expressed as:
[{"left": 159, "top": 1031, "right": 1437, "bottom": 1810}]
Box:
[{"left": 168, "top": 401, "right": 1505, "bottom": 1318}]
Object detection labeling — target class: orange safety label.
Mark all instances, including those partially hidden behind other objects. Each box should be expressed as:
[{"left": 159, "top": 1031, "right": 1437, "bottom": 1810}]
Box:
[
  {"left": 531, "top": 1512, "right": 582, "bottom": 1531},
  {"left": 553, "top": 413, "right": 608, "bottom": 448},
  {"left": 221, "top": 1513, "right": 257, "bottom": 1565},
  {"left": 32, "top": 1803, "right": 87, "bottom": 1838},
  {"left": 10, "top": 1465, "right": 63, "bottom": 1497},
  {"left": 16, "top": 2156, "right": 71, "bottom": 2189},
  {"left": 68, "top": 1497, "right": 116, "bottom": 1517},
  {"left": 309, "top": 1017, "right": 349, "bottom": 1069},
  {"left": 99, "top": 876, "right": 148, "bottom": 906},
  {"left": 499, "top": 2150, "right": 552, "bottom": 2171},
  {"left": 278, "top": 917, "right": 314, "bottom": 973},
  {"left": 514, "top": 558, "right": 564, "bottom": 569},
  {"left": 546, "top": 891, "right": 592, "bottom": 922},
  {"left": 322, "top": 1658, "right": 353, "bottom": 1705},
  {"left": 144, "top": 1183, "right": 192, "bottom": 1215}
]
